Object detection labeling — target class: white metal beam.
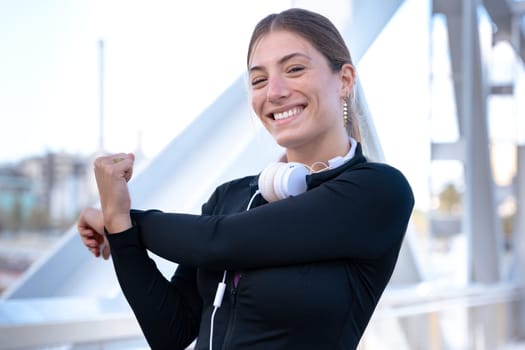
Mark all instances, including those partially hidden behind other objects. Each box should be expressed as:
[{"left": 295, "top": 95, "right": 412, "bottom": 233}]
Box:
[
  {"left": 483, "top": 0, "right": 525, "bottom": 61},
  {"left": 515, "top": 145, "right": 525, "bottom": 335},
  {"left": 434, "top": 0, "right": 502, "bottom": 284}
]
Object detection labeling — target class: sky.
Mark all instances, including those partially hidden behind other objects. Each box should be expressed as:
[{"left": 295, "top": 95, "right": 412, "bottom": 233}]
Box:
[
  {"left": 0, "top": 0, "right": 521, "bottom": 210},
  {"left": 0, "top": 0, "right": 356, "bottom": 163},
  {"left": 0, "top": 0, "right": 289, "bottom": 161}
]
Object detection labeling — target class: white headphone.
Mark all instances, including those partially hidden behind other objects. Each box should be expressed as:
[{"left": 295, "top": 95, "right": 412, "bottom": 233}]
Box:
[
  {"left": 258, "top": 138, "right": 357, "bottom": 202},
  {"left": 258, "top": 162, "right": 309, "bottom": 202}
]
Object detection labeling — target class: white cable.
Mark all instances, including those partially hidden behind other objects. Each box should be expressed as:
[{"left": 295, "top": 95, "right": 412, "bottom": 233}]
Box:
[
  {"left": 246, "top": 189, "right": 261, "bottom": 210},
  {"left": 209, "top": 190, "right": 260, "bottom": 349},
  {"left": 210, "top": 270, "right": 227, "bottom": 350}
]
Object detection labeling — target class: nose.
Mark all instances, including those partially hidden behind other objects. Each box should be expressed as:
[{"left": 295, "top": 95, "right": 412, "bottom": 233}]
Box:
[{"left": 266, "top": 75, "right": 289, "bottom": 103}]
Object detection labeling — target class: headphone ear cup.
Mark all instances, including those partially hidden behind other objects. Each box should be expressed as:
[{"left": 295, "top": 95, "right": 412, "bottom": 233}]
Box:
[
  {"left": 258, "top": 162, "right": 282, "bottom": 202},
  {"left": 275, "top": 162, "right": 308, "bottom": 199},
  {"left": 272, "top": 163, "right": 291, "bottom": 200},
  {"left": 258, "top": 162, "right": 308, "bottom": 202}
]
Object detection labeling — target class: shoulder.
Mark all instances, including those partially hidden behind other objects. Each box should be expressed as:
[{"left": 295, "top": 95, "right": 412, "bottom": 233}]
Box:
[
  {"left": 341, "top": 161, "right": 414, "bottom": 211},
  {"left": 334, "top": 161, "right": 415, "bottom": 240},
  {"left": 341, "top": 160, "right": 410, "bottom": 185},
  {"left": 351, "top": 161, "right": 410, "bottom": 186}
]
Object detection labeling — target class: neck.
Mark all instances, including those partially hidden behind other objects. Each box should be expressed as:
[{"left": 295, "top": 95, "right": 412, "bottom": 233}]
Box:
[{"left": 285, "top": 133, "right": 351, "bottom": 168}]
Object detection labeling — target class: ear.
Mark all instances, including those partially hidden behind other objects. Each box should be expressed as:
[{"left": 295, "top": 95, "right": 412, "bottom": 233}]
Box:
[{"left": 340, "top": 63, "right": 356, "bottom": 98}]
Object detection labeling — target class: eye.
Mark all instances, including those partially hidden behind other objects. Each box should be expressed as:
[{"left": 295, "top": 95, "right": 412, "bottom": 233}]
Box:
[
  {"left": 287, "top": 65, "right": 305, "bottom": 74},
  {"left": 251, "top": 77, "right": 267, "bottom": 87},
  {"left": 250, "top": 72, "right": 267, "bottom": 87}
]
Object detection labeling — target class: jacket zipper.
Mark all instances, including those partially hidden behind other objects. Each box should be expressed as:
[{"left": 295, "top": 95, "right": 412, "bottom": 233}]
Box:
[{"left": 221, "top": 275, "right": 240, "bottom": 349}]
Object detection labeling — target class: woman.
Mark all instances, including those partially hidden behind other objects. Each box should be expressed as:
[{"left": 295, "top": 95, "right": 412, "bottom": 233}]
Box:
[{"left": 78, "top": 8, "right": 414, "bottom": 350}]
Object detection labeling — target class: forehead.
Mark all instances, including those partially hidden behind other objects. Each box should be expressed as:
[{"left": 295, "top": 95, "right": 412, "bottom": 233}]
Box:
[{"left": 248, "top": 30, "right": 318, "bottom": 68}]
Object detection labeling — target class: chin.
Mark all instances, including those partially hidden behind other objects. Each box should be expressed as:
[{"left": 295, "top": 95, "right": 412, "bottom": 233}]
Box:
[{"left": 272, "top": 134, "right": 303, "bottom": 150}]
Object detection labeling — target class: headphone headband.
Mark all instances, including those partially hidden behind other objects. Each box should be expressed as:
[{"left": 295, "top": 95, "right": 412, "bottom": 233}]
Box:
[{"left": 258, "top": 138, "right": 357, "bottom": 202}]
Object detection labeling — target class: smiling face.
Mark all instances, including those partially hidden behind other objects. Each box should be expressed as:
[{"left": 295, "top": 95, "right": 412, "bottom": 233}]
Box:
[{"left": 248, "top": 30, "right": 350, "bottom": 162}]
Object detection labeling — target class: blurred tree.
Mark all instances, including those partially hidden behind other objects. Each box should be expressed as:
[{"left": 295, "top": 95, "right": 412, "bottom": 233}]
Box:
[{"left": 438, "top": 183, "right": 462, "bottom": 214}]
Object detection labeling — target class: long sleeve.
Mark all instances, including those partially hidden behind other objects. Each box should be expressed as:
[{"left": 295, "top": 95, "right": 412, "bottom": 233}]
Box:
[
  {"left": 107, "top": 221, "right": 202, "bottom": 350},
  {"left": 131, "top": 161, "right": 414, "bottom": 271}
]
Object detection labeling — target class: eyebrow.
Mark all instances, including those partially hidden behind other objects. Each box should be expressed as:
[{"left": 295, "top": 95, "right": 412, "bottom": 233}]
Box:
[{"left": 249, "top": 52, "right": 311, "bottom": 74}]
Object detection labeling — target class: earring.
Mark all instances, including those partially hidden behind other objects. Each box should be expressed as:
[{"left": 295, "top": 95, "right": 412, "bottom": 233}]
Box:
[{"left": 343, "top": 98, "right": 349, "bottom": 128}]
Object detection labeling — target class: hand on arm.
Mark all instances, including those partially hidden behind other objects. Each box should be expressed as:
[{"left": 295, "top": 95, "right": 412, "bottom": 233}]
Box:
[
  {"left": 77, "top": 207, "right": 110, "bottom": 259},
  {"left": 93, "top": 153, "right": 135, "bottom": 233}
]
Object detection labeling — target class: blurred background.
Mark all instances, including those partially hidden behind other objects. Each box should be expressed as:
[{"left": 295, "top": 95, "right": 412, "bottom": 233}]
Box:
[{"left": 0, "top": 0, "right": 524, "bottom": 349}]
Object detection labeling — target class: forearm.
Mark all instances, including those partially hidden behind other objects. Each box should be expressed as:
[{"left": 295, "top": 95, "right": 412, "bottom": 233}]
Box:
[{"left": 107, "top": 227, "right": 200, "bottom": 350}]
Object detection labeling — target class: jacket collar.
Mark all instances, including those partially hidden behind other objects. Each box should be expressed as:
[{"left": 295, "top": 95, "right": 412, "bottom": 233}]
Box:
[
  {"left": 249, "top": 142, "right": 367, "bottom": 193},
  {"left": 305, "top": 142, "right": 367, "bottom": 189}
]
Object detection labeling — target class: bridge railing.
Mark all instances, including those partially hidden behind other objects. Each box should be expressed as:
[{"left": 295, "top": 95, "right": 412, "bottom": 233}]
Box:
[{"left": 1, "top": 283, "right": 522, "bottom": 350}]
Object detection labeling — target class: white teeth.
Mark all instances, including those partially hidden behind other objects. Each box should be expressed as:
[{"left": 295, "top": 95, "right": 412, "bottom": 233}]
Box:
[{"left": 273, "top": 107, "right": 302, "bottom": 121}]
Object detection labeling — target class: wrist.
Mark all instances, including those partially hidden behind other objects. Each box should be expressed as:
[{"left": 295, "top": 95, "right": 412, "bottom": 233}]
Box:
[{"left": 104, "top": 213, "right": 132, "bottom": 234}]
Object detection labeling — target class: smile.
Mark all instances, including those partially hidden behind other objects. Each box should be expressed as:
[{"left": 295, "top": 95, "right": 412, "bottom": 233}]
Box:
[{"left": 273, "top": 107, "right": 303, "bottom": 121}]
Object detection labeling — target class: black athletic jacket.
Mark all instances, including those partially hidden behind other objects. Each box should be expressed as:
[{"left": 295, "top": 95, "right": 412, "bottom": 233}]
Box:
[{"left": 106, "top": 143, "right": 414, "bottom": 350}]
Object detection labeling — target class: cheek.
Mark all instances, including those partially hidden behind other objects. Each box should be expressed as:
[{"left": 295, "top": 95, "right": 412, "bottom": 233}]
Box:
[
  {"left": 318, "top": 88, "right": 342, "bottom": 116},
  {"left": 251, "top": 91, "right": 265, "bottom": 118}
]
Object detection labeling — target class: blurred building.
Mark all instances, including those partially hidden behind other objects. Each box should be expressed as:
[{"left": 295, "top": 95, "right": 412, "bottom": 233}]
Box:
[
  {"left": 0, "top": 152, "right": 99, "bottom": 294},
  {"left": 0, "top": 152, "right": 97, "bottom": 233}
]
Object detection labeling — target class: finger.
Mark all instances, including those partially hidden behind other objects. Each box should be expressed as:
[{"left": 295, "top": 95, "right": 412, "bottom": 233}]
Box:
[
  {"left": 115, "top": 154, "right": 135, "bottom": 182},
  {"left": 79, "top": 230, "right": 104, "bottom": 253},
  {"left": 102, "top": 244, "right": 111, "bottom": 260},
  {"left": 79, "top": 230, "right": 96, "bottom": 245},
  {"left": 100, "top": 235, "right": 110, "bottom": 260},
  {"left": 123, "top": 166, "right": 133, "bottom": 183},
  {"left": 93, "top": 153, "right": 129, "bottom": 176},
  {"left": 87, "top": 239, "right": 101, "bottom": 249},
  {"left": 87, "top": 244, "right": 102, "bottom": 258},
  {"left": 102, "top": 153, "right": 133, "bottom": 165},
  {"left": 96, "top": 152, "right": 129, "bottom": 164},
  {"left": 89, "top": 247, "right": 101, "bottom": 258},
  {"left": 83, "top": 240, "right": 101, "bottom": 254},
  {"left": 79, "top": 228, "right": 99, "bottom": 243},
  {"left": 95, "top": 153, "right": 134, "bottom": 182}
]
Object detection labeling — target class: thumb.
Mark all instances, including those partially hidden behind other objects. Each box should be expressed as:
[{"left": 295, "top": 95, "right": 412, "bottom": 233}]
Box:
[
  {"left": 123, "top": 153, "right": 135, "bottom": 183},
  {"left": 101, "top": 237, "right": 111, "bottom": 260}
]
